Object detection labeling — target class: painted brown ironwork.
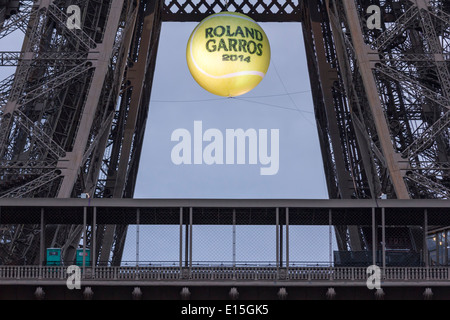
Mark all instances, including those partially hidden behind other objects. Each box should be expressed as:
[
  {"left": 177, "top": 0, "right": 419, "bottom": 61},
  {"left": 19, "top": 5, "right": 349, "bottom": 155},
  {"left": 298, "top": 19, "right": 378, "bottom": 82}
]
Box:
[{"left": 162, "top": 0, "right": 302, "bottom": 22}]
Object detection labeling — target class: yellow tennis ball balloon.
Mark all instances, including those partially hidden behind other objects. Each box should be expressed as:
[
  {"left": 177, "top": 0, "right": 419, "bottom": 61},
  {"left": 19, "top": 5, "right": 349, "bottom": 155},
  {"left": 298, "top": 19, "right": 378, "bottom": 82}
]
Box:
[{"left": 186, "top": 12, "right": 270, "bottom": 97}]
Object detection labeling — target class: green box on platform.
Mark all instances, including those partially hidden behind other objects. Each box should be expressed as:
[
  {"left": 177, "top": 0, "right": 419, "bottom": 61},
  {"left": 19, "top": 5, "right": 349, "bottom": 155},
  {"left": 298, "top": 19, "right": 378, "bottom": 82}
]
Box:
[
  {"left": 76, "top": 248, "right": 91, "bottom": 266},
  {"left": 46, "top": 248, "right": 61, "bottom": 266}
]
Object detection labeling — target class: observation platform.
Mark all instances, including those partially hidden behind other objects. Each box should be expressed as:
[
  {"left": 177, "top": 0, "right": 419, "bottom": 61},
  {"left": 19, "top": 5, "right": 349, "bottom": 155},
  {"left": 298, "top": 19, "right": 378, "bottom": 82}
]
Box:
[{"left": 0, "top": 198, "right": 449, "bottom": 299}]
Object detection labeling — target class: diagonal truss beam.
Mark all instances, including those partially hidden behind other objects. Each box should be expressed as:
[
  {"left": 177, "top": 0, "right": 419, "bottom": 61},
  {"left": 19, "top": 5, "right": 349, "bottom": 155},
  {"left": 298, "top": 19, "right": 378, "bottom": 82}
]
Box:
[
  {"left": 47, "top": 3, "right": 97, "bottom": 49},
  {"left": 0, "top": 169, "right": 60, "bottom": 198},
  {"left": 376, "top": 63, "right": 450, "bottom": 111},
  {"left": 406, "top": 172, "right": 450, "bottom": 198},
  {"left": 0, "top": 3, "right": 33, "bottom": 39},
  {"left": 402, "top": 109, "right": 450, "bottom": 159},
  {"left": 0, "top": 51, "right": 93, "bottom": 67},
  {"left": 13, "top": 109, "right": 66, "bottom": 158},
  {"left": 8, "top": 61, "right": 93, "bottom": 107},
  {"left": 338, "top": 0, "right": 410, "bottom": 199},
  {"left": 374, "top": 4, "right": 419, "bottom": 50}
]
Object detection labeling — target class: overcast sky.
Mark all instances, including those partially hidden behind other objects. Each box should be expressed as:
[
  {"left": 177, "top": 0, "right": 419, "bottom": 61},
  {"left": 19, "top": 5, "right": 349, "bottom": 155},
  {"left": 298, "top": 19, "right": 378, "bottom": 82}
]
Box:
[{"left": 135, "top": 21, "right": 328, "bottom": 199}]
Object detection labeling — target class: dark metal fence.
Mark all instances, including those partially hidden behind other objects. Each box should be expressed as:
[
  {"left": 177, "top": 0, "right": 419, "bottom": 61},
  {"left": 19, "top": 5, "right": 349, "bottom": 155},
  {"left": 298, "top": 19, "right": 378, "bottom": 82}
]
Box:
[{"left": 0, "top": 199, "right": 448, "bottom": 270}]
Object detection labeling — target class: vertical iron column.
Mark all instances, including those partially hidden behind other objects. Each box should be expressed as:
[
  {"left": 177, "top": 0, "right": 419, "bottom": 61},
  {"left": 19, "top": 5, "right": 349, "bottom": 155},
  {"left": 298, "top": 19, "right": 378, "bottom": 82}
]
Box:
[{"left": 338, "top": 0, "right": 410, "bottom": 199}]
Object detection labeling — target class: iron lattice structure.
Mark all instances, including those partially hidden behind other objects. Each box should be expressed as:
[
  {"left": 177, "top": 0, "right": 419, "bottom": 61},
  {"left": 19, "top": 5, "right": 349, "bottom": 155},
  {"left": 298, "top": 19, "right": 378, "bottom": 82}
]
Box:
[{"left": 0, "top": 0, "right": 448, "bottom": 265}]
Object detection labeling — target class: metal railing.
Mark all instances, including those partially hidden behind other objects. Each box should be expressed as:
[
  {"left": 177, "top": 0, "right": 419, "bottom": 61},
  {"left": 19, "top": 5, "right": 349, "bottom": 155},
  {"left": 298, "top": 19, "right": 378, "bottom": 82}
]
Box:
[{"left": 1, "top": 265, "right": 450, "bottom": 283}]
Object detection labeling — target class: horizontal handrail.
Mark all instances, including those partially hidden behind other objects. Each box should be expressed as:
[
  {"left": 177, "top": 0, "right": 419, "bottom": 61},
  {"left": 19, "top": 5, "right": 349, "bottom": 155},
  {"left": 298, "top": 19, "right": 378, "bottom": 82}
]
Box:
[{"left": 1, "top": 266, "right": 449, "bottom": 282}]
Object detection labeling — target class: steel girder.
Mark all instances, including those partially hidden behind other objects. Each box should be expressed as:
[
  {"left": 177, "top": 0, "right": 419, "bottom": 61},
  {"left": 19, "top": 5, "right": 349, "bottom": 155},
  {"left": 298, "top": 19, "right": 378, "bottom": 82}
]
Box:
[
  {"left": 301, "top": 0, "right": 449, "bottom": 252},
  {"left": 325, "top": 0, "right": 449, "bottom": 199},
  {"left": 0, "top": 0, "right": 137, "bottom": 265},
  {"left": 0, "top": 0, "right": 448, "bottom": 266},
  {"left": 94, "top": 0, "right": 163, "bottom": 266},
  {"left": 318, "top": 0, "right": 449, "bottom": 253}
]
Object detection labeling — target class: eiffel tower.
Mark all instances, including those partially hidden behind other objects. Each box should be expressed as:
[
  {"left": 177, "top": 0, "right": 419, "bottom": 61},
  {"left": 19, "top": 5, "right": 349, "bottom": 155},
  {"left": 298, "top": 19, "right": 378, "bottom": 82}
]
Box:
[{"left": 0, "top": 0, "right": 448, "bottom": 266}]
